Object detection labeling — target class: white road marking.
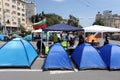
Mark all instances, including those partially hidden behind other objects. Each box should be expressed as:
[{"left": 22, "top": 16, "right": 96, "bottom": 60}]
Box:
[
  {"left": 50, "top": 70, "right": 74, "bottom": 74},
  {"left": 74, "top": 68, "right": 79, "bottom": 72},
  {"left": 0, "top": 69, "right": 43, "bottom": 72}
]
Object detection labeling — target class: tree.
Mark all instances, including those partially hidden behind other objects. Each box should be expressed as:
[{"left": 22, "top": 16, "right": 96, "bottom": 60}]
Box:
[
  {"left": 30, "top": 15, "right": 36, "bottom": 23},
  {"left": 93, "top": 19, "right": 104, "bottom": 26},
  {"left": 30, "top": 12, "right": 63, "bottom": 26},
  {"left": 68, "top": 15, "right": 82, "bottom": 28},
  {"left": 42, "top": 13, "right": 63, "bottom": 26}
]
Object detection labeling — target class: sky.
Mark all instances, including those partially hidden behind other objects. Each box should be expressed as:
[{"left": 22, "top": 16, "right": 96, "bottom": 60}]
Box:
[{"left": 28, "top": 0, "right": 120, "bottom": 27}]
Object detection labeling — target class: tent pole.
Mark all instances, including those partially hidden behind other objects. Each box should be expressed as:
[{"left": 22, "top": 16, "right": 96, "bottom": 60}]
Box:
[
  {"left": 83, "top": 31, "right": 85, "bottom": 42},
  {"left": 40, "top": 31, "right": 44, "bottom": 54}
]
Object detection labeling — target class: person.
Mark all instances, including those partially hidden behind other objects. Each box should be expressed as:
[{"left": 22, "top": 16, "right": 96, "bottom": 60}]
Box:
[
  {"left": 78, "top": 33, "right": 84, "bottom": 45},
  {"left": 69, "top": 37, "right": 74, "bottom": 47},
  {"left": 104, "top": 34, "right": 109, "bottom": 45},
  {"left": 91, "top": 39, "right": 95, "bottom": 46},
  {"left": 36, "top": 39, "right": 45, "bottom": 58},
  {"left": 53, "top": 33, "right": 59, "bottom": 43}
]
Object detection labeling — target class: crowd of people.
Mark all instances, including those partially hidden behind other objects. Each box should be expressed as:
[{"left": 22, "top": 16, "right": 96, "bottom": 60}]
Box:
[
  {"left": 35, "top": 32, "right": 110, "bottom": 58},
  {"left": 36, "top": 32, "right": 85, "bottom": 57}
]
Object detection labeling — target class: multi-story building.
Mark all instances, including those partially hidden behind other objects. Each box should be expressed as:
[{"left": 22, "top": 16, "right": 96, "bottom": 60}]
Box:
[
  {"left": 0, "top": 0, "right": 26, "bottom": 34},
  {"left": 95, "top": 10, "right": 120, "bottom": 28},
  {"left": 26, "top": 2, "right": 36, "bottom": 19},
  {"left": 26, "top": 2, "right": 36, "bottom": 31}
]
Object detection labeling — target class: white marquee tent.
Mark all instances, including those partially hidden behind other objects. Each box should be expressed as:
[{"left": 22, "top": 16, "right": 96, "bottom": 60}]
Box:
[
  {"left": 32, "top": 29, "right": 42, "bottom": 33},
  {"left": 83, "top": 25, "right": 120, "bottom": 32}
]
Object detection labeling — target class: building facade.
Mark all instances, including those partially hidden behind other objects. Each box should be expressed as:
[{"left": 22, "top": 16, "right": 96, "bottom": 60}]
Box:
[
  {"left": 26, "top": 2, "right": 36, "bottom": 19},
  {"left": 0, "top": 0, "right": 26, "bottom": 34},
  {"left": 95, "top": 10, "right": 120, "bottom": 28},
  {"left": 26, "top": 2, "right": 36, "bottom": 31}
]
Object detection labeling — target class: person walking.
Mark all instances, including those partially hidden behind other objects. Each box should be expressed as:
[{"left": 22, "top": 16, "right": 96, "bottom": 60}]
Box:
[{"left": 36, "top": 39, "right": 45, "bottom": 58}]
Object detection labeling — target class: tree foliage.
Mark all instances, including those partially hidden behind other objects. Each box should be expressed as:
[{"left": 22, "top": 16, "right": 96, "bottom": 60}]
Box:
[
  {"left": 93, "top": 19, "right": 104, "bottom": 26},
  {"left": 68, "top": 15, "right": 82, "bottom": 28},
  {"left": 30, "top": 11, "right": 63, "bottom": 26},
  {"left": 30, "top": 11, "right": 83, "bottom": 28}
]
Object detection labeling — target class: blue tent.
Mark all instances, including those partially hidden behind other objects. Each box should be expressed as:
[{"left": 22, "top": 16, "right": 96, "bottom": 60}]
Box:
[
  {"left": 24, "top": 34, "right": 32, "bottom": 41},
  {"left": 16, "top": 34, "right": 23, "bottom": 38},
  {"left": 99, "top": 44, "right": 120, "bottom": 70},
  {"left": 0, "top": 24, "right": 4, "bottom": 28},
  {"left": 43, "top": 43, "right": 73, "bottom": 70},
  {"left": 0, "top": 38, "right": 38, "bottom": 68},
  {"left": 0, "top": 34, "right": 4, "bottom": 40},
  {"left": 43, "top": 24, "right": 84, "bottom": 31},
  {"left": 71, "top": 43, "right": 106, "bottom": 70}
]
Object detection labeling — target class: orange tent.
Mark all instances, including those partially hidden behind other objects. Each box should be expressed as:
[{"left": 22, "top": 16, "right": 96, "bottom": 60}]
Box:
[{"left": 86, "top": 35, "right": 99, "bottom": 43}]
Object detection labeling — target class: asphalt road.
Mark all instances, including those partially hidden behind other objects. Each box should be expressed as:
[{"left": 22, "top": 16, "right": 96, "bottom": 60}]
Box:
[{"left": 0, "top": 39, "right": 120, "bottom": 80}]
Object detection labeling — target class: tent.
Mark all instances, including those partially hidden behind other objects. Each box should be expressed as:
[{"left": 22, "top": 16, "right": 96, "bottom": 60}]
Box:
[
  {"left": 43, "top": 43, "right": 73, "bottom": 70},
  {"left": 99, "top": 44, "right": 120, "bottom": 70},
  {"left": 86, "top": 35, "right": 99, "bottom": 43},
  {"left": 32, "top": 29, "right": 42, "bottom": 33},
  {"left": 24, "top": 34, "right": 32, "bottom": 41},
  {"left": 0, "top": 24, "right": 4, "bottom": 28},
  {"left": 43, "top": 23, "right": 84, "bottom": 31},
  {"left": 71, "top": 43, "right": 106, "bottom": 70},
  {"left": 0, "top": 38, "right": 38, "bottom": 68},
  {"left": 41, "top": 23, "right": 84, "bottom": 54},
  {"left": 0, "top": 34, "right": 4, "bottom": 40},
  {"left": 85, "top": 34, "right": 99, "bottom": 47},
  {"left": 83, "top": 25, "right": 120, "bottom": 32}
]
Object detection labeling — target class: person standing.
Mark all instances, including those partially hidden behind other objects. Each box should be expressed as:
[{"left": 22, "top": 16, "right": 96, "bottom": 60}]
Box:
[
  {"left": 104, "top": 34, "right": 109, "bottom": 45},
  {"left": 53, "top": 33, "right": 59, "bottom": 43},
  {"left": 36, "top": 39, "right": 45, "bottom": 58},
  {"left": 78, "top": 33, "right": 84, "bottom": 45}
]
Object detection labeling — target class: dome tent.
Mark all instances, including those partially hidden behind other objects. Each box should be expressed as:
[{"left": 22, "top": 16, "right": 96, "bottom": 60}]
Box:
[
  {"left": 99, "top": 44, "right": 120, "bottom": 70},
  {"left": 43, "top": 43, "right": 73, "bottom": 70},
  {"left": 0, "top": 38, "right": 38, "bottom": 68},
  {"left": 86, "top": 35, "right": 99, "bottom": 43},
  {"left": 71, "top": 43, "right": 106, "bottom": 70}
]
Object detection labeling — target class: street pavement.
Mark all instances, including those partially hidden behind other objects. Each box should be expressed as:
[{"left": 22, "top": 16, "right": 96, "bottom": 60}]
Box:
[{"left": 0, "top": 39, "right": 120, "bottom": 80}]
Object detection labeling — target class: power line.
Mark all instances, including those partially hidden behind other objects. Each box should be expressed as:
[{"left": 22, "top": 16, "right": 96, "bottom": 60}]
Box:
[
  {"left": 84, "top": 0, "right": 101, "bottom": 10},
  {"left": 77, "top": 0, "right": 100, "bottom": 11}
]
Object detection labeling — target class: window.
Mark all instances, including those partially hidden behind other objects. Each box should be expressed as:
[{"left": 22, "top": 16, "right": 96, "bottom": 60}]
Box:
[
  {"left": 5, "top": 3, "right": 10, "bottom": 7},
  {"left": 22, "top": 3, "right": 25, "bottom": 8},
  {"left": 18, "top": 18, "right": 21, "bottom": 22},
  {"left": 22, "top": 14, "right": 25, "bottom": 16},
  {"left": 5, "top": 9, "right": 10, "bottom": 13},
  {"left": 12, "top": 5, "right": 16, "bottom": 9},
  {"left": 11, "top": 11, "right": 16, "bottom": 14},
  {"left": 17, "top": 7, "right": 20, "bottom": 11},
  {"left": 17, "top": 13, "right": 20, "bottom": 16},
  {"left": 12, "top": 0, "right": 16, "bottom": 3},
  {"left": 22, "top": 18, "right": 25, "bottom": 21},
  {"left": 5, "top": 15, "right": 10, "bottom": 19},
  {"left": 22, "top": 9, "right": 24, "bottom": 12},
  {"left": 13, "top": 22, "right": 16, "bottom": 25},
  {"left": 0, "top": 14, "right": 1, "bottom": 20},
  {"left": 17, "top": 2, "right": 20, "bottom": 6}
]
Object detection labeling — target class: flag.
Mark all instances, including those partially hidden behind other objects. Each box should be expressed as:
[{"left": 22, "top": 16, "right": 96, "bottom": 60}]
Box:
[{"left": 32, "top": 18, "right": 46, "bottom": 29}]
